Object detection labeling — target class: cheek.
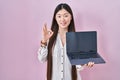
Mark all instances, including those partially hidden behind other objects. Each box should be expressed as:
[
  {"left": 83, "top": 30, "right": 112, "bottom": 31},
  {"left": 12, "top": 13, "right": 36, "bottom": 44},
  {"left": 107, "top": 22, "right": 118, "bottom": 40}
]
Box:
[
  {"left": 55, "top": 19, "right": 59, "bottom": 24},
  {"left": 66, "top": 18, "right": 71, "bottom": 24},
  {"left": 66, "top": 16, "right": 72, "bottom": 22},
  {"left": 56, "top": 19, "right": 61, "bottom": 25},
  {"left": 55, "top": 17, "right": 60, "bottom": 23}
]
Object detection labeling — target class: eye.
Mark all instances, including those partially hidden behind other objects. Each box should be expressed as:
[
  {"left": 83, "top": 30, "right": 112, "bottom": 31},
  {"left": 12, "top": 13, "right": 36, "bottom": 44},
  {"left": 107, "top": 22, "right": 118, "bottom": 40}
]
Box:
[
  {"left": 57, "top": 15, "right": 61, "bottom": 18},
  {"left": 64, "top": 15, "right": 69, "bottom": 17}
]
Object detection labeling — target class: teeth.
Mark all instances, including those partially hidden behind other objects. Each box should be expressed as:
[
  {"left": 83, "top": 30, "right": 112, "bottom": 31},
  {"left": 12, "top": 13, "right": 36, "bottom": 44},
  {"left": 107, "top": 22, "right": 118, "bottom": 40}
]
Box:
[
  {"left": 61, "top": 23, "right": 66, "bottom": 26},
  {"left": 61, "top": 23, "right": 66, "bottom": 25}
]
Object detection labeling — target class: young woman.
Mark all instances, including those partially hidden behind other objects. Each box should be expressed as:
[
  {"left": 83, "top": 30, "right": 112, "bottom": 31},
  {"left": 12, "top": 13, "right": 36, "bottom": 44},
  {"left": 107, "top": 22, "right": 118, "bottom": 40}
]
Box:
[{"left": 38, "top": 3, "right": 94, "bottom": 80}]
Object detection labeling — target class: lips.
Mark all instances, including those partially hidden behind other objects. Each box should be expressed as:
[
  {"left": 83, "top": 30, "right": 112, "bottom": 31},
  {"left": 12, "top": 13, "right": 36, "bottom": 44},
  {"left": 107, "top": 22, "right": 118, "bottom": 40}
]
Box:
[{"left": 60, "top": 22, "right": 67, "bottom": 26}]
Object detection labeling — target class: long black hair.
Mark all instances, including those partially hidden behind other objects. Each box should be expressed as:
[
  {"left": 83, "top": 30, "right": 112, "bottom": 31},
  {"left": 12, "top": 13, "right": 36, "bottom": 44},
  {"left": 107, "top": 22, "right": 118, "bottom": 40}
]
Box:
[{"left": 47, "top": 3, "right": 77, "bottom": 80}]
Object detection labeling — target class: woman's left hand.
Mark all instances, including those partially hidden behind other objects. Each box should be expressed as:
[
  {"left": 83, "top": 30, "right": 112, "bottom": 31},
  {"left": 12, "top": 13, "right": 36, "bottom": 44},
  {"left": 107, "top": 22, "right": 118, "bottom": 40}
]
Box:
[
  {"left": 87, "top": 62, "right": 94, "bottom": 67},
  {"left": 82, "top": 62, "right": 94, "bottom": 68}
]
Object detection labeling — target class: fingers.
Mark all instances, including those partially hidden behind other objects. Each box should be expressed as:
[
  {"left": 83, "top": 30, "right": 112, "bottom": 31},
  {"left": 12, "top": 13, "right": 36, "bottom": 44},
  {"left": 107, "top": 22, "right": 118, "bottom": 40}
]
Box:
[
  {"left": 42, "top": 23, "right": 54, "bottom": 41},
  {"left": 43, "top": 23, "right": 53, "bottom": 34},
  {"left": 48, "top": 29, "right": 54, "bottom": 36},
  {"left": 42, "top": 23, "right": 50, "bottom": 34},
  {"left": 43, "top": 23, "right": 47, "bottom": 33},
  {"left": 87, "top": 62, "right": 94, "bottom": 68},
  {"left": 44, "top": 23, "right": 47, "bottom": 31}
]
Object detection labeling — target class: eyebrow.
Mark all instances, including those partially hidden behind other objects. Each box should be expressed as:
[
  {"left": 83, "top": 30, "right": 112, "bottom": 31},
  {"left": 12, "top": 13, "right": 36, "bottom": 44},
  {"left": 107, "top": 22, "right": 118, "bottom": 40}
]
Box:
[{"left": 56, "top": 13, "right": 69, "bottom": 15}]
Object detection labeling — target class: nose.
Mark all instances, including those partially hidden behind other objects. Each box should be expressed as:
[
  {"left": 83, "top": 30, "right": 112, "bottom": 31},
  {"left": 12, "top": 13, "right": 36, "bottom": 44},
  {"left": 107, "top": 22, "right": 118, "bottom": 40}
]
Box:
[
  {"left": 61, "top": 16, "right": 65, "bottom": 21},
  {"left": 61, "top": 16, "right": 65, "bottom": 22}
]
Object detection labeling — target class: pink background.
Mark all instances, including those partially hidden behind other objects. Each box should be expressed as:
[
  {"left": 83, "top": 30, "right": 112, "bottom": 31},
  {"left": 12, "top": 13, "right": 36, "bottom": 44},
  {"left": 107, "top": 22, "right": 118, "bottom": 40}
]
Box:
[{"left": 0, "top": 0, "right": 120, "bottom": 80}]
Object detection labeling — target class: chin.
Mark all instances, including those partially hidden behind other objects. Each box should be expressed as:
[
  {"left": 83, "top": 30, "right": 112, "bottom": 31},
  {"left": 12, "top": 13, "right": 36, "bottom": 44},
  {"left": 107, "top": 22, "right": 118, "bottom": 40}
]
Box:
[
  {"left": 60, "top": 26, "right": 68, "bottom": 29},
  {"left": 60, "top": 25, "right": 69, "bottom": 28}
]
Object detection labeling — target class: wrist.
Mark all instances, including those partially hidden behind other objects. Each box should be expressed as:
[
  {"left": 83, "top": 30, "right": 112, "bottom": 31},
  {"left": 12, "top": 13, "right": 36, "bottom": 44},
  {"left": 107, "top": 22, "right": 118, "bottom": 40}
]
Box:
[
  {"left": 41, "top": 40, "right": 47, "bottom": 46},
  {"left": 41, "top": 44, "right": 47, "bottom": 48},
  {"left": 41, "top": 39, "right": 47, "bottom": 43}
]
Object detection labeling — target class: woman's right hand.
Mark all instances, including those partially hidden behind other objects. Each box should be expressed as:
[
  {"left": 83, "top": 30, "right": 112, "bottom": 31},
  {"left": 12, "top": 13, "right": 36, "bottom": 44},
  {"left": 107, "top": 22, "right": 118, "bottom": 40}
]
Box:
[{"left": 41, "top": 23, "right": 53, "bottom": 43}]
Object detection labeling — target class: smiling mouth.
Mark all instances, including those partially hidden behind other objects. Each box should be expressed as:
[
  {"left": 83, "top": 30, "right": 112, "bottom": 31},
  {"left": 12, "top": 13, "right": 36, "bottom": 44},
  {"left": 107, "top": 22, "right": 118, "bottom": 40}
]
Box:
[{"left": 60, "top": 22, "right": 67, "bottom": 26}]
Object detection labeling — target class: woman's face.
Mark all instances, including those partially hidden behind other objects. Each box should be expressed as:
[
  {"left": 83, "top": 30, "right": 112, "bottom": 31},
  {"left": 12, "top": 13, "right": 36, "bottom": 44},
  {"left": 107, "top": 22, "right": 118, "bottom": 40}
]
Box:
[{"left": 55, "top": 9, "right": 72, "bottom": 29}]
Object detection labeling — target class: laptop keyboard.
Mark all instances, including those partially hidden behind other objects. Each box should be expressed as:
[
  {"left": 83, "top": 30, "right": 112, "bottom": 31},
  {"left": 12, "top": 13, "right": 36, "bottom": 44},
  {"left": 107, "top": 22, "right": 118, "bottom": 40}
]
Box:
[{"left": 69, "top": 53, "right": 98, "bottom": 59}]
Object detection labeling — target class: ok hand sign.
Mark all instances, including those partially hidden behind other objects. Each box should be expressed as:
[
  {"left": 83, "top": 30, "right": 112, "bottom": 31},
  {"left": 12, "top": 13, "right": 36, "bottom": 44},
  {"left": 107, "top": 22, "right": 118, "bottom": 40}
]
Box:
[{"left": 42, "top": 23, "right": 54, "bottom": 42}]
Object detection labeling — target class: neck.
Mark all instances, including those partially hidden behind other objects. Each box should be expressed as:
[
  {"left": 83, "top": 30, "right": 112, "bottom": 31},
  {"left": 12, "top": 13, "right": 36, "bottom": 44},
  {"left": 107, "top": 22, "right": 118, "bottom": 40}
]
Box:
[
  {"left": 58, "top": 28, "right": 68, "bottom": 36},
  {"left": 58, "top": 28, "right": 67, "bottom": 47}
]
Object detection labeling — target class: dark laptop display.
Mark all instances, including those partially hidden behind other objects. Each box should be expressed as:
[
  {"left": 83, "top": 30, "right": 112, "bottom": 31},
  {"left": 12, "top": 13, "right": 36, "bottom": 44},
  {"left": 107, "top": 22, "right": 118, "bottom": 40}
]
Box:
[{"left": 66, "top": 31, "right": 106, "bottom": 65}]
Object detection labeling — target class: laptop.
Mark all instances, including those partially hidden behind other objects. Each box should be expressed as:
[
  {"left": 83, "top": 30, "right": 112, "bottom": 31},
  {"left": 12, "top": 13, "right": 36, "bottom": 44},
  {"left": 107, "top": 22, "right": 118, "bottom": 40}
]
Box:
[{"left": 66, "top": 31, "right": 106, "bottom": 65}]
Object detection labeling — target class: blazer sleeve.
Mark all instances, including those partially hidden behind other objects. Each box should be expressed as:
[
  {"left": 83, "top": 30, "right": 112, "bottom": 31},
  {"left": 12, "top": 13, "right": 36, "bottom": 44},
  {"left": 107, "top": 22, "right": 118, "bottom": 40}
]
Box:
[{"left": 37, "top": 46, "right": 48, "bottom": 63}]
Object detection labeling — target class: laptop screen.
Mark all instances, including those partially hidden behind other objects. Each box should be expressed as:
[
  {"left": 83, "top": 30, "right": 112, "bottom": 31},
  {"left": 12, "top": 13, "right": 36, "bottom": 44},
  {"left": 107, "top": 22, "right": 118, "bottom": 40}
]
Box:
[{"left": 66, "top": 31, "right": 97, "bottom": 54}]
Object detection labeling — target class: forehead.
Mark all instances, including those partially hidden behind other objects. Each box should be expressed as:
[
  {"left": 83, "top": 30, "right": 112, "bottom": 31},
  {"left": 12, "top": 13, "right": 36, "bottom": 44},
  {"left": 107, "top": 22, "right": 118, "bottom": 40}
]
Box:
[{"left": 56, "top": 9, "right": 70, "bottom": 15}]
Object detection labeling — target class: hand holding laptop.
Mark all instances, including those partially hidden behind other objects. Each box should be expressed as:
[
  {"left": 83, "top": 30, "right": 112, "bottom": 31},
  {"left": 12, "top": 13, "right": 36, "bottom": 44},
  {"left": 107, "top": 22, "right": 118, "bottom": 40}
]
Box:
[{"left": 82, "top": 62, "right": 95, "bottom": 68}]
